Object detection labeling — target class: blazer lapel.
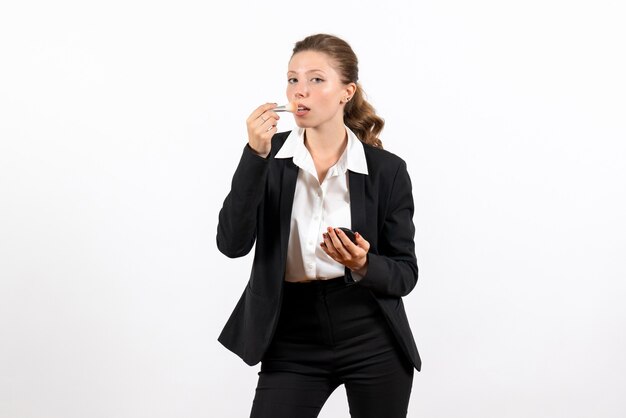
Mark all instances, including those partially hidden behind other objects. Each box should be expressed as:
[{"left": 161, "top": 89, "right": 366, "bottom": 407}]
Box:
[
  {"left": 279, "top": 159, "right": 299, "bottom": 272},
  {"left": 348, "top": 170, "right": 367, "bottom": 235}
]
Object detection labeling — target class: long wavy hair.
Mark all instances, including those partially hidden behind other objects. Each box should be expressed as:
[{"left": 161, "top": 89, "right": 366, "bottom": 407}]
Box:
[{"left": 291, "top": 34, "right": 384, "bottom": 148}]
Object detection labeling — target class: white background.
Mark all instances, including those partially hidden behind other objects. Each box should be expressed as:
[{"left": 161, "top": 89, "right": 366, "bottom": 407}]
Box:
[{"left": 1, "top": 1, "right": 625, "bottom": 417}]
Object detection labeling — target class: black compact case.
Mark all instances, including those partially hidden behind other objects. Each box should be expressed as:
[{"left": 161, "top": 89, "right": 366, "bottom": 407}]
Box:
[{"left": 337, "top": 227, "right": 357, "bottom": 244}]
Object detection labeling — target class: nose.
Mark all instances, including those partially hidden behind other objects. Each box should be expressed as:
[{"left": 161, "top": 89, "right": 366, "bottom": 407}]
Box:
[{"left": 291, "top": 82, "right": 309, "bottom": 99}]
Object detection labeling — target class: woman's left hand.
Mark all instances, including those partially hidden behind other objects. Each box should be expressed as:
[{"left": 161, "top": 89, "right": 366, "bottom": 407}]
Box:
[{"left": 321, "top": 227, "right": 370, "bottom": 276}]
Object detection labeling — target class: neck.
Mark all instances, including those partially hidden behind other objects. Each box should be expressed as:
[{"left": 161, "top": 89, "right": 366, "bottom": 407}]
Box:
[{"left": 304, "top": 122, "right": 347, "bottom": 160}]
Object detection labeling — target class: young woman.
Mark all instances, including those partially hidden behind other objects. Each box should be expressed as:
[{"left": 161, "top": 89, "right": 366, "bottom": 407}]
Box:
[{"left": 217, "top": 33, "right": 421, "bottom": 418}]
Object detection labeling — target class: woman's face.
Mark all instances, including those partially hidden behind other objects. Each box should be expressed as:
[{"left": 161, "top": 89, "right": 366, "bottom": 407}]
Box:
[{"left": 286, "top": 50, "right": 355, "bottom": 130}]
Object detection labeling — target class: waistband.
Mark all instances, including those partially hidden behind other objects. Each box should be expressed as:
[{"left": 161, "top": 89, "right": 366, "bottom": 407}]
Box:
[{"left": 283, "top": 276, "right": 349, "bottom": 289}]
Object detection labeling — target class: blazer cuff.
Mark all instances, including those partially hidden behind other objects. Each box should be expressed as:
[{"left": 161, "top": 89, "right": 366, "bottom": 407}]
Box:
[{"left": 245, "top": 143, "right": 271, "bottom": 160}]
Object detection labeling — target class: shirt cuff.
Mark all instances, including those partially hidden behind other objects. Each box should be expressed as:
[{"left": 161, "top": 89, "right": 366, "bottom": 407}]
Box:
[
  {"left": 350, "top": 271, "right": 364, "bottom": 282},
  {"left": 344, "top": 266, "right": 365, "bottom": 283}
]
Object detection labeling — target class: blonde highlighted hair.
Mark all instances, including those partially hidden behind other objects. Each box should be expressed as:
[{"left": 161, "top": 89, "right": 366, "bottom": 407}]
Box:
[{"left": 292, "top": 34, "right": 384, "bottom": 148}]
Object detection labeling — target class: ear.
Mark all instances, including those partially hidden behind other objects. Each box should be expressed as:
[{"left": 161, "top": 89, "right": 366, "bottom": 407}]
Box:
[{"left": 345, "top": 82, "right": 357, "bottom": 98}]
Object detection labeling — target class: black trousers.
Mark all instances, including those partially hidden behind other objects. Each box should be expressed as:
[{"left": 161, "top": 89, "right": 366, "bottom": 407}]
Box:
[{"left": 250, "top": 277, "right": 414, "bottom": 418}]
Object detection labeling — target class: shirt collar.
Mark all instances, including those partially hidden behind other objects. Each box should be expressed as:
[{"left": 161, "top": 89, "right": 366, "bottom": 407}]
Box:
[{"left": 275, "top": 125, "right": 369, "bottom": 175}]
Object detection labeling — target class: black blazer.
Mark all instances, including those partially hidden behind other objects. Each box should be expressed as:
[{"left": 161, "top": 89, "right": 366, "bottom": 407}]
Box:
[{"left": 217, "top": 131, "right": 421, "bottom": 371}]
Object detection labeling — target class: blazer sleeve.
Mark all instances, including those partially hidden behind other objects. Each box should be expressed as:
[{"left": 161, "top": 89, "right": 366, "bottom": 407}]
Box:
[
  {"left": 348, "top": 160, "right": 418, "bottom": 297},
  {"left": 216, "top": 144, "right": 269, "bottom": 258}
]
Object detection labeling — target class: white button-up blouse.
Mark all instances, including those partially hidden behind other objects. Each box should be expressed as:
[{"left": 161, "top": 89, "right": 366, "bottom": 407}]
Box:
[{"left": 274, "top": 125, "right": 369, "bottom": 282}]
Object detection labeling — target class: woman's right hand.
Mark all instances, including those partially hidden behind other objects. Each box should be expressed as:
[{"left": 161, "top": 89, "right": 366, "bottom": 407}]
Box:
[{"left": 246, "top": 103, "right": 280, "bottom": 158}]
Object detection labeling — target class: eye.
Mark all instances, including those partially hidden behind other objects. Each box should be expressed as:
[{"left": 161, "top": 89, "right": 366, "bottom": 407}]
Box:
[
  {"left": 287, "top": 78, "right": 297, "bottom": 84},
  {"left": 311, "top": 77, "right": 324, "bottom": 83}
]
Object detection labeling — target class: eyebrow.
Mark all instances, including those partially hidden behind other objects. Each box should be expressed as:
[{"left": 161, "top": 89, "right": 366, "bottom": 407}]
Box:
[{"left": 287, "top": 69, "right": 327, "bottom": 75}]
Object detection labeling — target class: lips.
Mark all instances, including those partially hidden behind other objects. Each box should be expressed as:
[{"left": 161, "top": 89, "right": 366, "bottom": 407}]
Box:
[{"left": 295, "top": 103, "right": 310, "bottom": 116}]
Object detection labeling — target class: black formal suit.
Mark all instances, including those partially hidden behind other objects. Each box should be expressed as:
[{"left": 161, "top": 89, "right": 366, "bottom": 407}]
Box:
[{"left": 217, "top": 131, "right": 421, "bottom": 371}]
